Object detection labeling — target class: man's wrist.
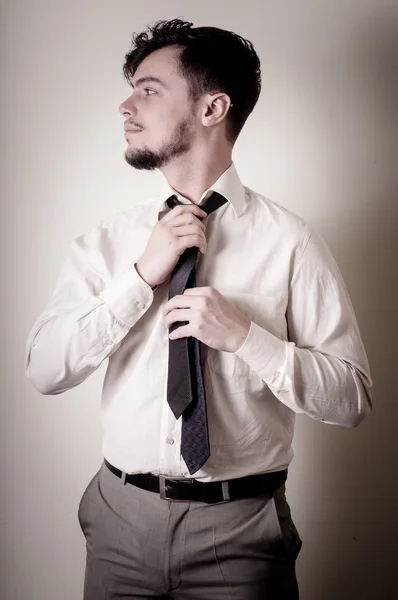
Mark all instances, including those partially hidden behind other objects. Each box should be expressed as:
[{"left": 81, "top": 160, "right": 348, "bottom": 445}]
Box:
[
  {"left": 134, "top": 262, "right": 152, "bottom": 287},
  {"left": 134, "top": 262, "right": 160, "bottom": 292},
  {"left": 230, "top": 318, "right": 251, "bottom": 352}
]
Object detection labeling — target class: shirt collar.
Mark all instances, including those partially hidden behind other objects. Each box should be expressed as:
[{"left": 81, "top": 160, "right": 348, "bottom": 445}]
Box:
[{"left": 153, "top": 162, "right": 246, "bottom": 222}]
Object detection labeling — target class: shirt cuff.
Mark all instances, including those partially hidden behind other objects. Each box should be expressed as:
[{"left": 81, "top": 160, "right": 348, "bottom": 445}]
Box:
[
  {"left": 234, "top": 321, "right": 286, "bottom": 380},
  {"left": 99, "top": 265, "right": 154, "bottom": 328}
]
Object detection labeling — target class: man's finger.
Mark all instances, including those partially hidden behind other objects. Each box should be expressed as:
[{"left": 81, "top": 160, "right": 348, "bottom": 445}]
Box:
[
  {"left": 183, "top": 286, "right": 213, "bottom": 296},
  {"left": 162, "top": 204, "right": 207, "bottom": 222},
  {"left": 169, "top": 324, "right": 191, "bottom": 340},
  {"left": 165, "top": 309, "right": 192, "bottom": 326},
  {"left": 164, "top": 295, "right": 193, "bottom": 314}
]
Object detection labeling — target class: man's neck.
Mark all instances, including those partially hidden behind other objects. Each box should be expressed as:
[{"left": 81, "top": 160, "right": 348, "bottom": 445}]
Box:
[{"left": 160, "top": 149, "right": 232, "bottom": 204}]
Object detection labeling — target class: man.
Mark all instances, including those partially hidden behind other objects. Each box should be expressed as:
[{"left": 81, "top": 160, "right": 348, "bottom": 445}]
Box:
[{"left": 25, "top": 18, "right": 372, "bottom": 600}]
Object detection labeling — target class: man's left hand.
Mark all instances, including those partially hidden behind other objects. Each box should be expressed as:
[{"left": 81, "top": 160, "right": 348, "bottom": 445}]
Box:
[{"left": 164, "top": 286, "right": 251, "bottom": 353}]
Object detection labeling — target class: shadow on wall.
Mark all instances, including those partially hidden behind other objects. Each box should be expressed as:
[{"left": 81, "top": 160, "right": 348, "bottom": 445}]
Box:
[{"left": 290, "top": 7, "right": 398, "bottom": 600}]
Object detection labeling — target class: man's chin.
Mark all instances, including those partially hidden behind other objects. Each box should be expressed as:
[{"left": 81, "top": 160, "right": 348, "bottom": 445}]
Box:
[{"left": 124, "top": 149, "right": 161, "bottom": 171}]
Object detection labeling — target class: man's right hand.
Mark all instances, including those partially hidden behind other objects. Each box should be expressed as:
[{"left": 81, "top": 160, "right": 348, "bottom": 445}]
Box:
[{"left": 135, "top": 203, "right": 208, "bottom": 288}]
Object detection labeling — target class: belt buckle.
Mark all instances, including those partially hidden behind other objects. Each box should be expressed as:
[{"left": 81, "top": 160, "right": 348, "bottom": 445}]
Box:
[{"left": 159, "top": 475, "right": 194, "bottom": 502}]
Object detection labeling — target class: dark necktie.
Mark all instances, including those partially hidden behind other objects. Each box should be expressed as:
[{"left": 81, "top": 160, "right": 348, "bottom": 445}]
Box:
[{"left": 166, "top": 192, "right": 228, "bottom": 474}]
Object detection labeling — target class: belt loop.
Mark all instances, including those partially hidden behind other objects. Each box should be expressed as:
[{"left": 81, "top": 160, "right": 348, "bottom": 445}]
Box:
[
  {"left": 159, "top": 476, "right": 167, "bottom": 500},
  {"left": 120, "top": 471, "right": 127, "bottom": 485},
  {"left": 222, "top": 481, "right": 230, "bottom": 501}
]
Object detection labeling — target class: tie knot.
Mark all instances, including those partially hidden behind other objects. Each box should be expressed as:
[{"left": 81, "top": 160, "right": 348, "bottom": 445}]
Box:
[{"left": 166, "top": 192, "right": 228, "bottom": 217}]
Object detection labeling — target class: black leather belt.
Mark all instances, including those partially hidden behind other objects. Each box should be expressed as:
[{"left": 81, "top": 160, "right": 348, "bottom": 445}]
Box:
[{"left": 104, "top": 459, "right": 287, "bottom": 504}]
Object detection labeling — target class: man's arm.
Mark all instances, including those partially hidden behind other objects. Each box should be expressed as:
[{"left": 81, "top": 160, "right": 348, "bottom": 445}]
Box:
[
  {"left": 234, "top": 226, "right": 372, "bottom": 426},
  {"left": 25, "top": 230, "right": 154, "bottom": 395},
  {"left": 26, "top": 201, "right": 208, "bottom": 396}
]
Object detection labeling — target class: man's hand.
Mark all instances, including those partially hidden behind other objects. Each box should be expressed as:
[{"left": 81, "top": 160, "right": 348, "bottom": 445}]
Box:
[
  {"left": 164, "top": 286, "right": 251, "bottom": 353},
  {"left": 135, "top": 204, "right": 208, "bottom": 288}
]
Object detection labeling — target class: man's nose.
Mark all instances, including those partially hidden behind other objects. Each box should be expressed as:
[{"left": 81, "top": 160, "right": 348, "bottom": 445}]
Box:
[{"left": 118, "top": 94, "right": 136, "bottom": 117}]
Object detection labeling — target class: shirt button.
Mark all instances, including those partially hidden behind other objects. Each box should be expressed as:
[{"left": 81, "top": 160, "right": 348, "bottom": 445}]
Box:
[
  {"left": 135, "top": 302, "right": 145, "bottom": 309},
  {"left": 166, "top": 437, "right": 175, "bottom": 445}
]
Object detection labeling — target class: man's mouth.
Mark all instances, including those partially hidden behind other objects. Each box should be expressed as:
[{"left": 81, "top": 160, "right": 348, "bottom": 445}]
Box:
[{"left": 124, "top": 129, "right": 143, "bottom": 139}]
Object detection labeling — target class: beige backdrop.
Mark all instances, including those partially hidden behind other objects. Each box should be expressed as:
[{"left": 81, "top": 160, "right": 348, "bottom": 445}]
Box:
[{"left": 1, "top": 0, "right": 397, "bottom": 598}]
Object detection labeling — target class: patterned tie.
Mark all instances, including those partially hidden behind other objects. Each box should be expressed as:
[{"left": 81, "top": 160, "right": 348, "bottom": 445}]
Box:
[{"left": 166, "top": 191, "right": 228, "bottom": 474}]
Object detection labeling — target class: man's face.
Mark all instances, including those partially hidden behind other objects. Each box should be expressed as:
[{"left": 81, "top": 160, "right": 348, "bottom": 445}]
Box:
[{"left": 119, "top": 45, "right": 198, "bottom": 170}]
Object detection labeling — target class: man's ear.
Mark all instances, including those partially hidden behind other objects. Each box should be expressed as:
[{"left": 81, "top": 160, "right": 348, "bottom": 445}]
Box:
[{"left": 202, "top": 92, "right": 233, "bottom": 127}]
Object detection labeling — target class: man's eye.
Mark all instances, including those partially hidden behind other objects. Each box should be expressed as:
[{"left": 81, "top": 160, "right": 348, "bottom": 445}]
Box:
[{"left": 144, "top": 88, "right": 156, "bottom": 96}]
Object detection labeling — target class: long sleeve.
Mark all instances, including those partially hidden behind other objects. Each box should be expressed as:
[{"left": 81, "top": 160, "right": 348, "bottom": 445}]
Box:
[
  {"left": 25, "top": 229, "right": 154, "bottom": 395},
  {"left": 234, "top": 226, "right": 373, "bottom": 427}
]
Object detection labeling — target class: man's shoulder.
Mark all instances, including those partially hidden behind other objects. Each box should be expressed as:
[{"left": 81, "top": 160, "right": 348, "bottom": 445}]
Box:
[
  {"left": 100, "top": 196, "right": 160, "bottom": 231},
  {"left": 244, "top": 185, "right": 310, "bottom": 240},
  {"left": 74, "top": 196, "right": 160, "bottom": 247}
]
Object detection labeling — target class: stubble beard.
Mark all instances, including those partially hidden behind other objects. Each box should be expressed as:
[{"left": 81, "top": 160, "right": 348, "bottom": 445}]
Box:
[{"left": 124, "top": 115, "right": 195, "bottom": 171}]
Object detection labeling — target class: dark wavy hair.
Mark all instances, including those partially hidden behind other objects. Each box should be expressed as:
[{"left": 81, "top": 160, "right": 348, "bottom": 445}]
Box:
[{"left": 123, "top": 19, "right": 261, "bottom": 144}]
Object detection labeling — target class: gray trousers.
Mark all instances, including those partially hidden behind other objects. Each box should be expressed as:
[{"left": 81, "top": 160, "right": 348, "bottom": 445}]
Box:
[{"left": 78, "top": 461, "right": 302, "bottom": 599}]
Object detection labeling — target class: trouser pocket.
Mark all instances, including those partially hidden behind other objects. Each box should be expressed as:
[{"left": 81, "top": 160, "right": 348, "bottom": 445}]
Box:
[{"left": 270, "top": 485, "right": 303, "bottom": 561}]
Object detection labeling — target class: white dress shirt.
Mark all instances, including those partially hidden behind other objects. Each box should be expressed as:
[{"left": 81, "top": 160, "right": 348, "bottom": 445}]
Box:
[{"left": 25, "top": 163, "right": 372, "bottom": 482}]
